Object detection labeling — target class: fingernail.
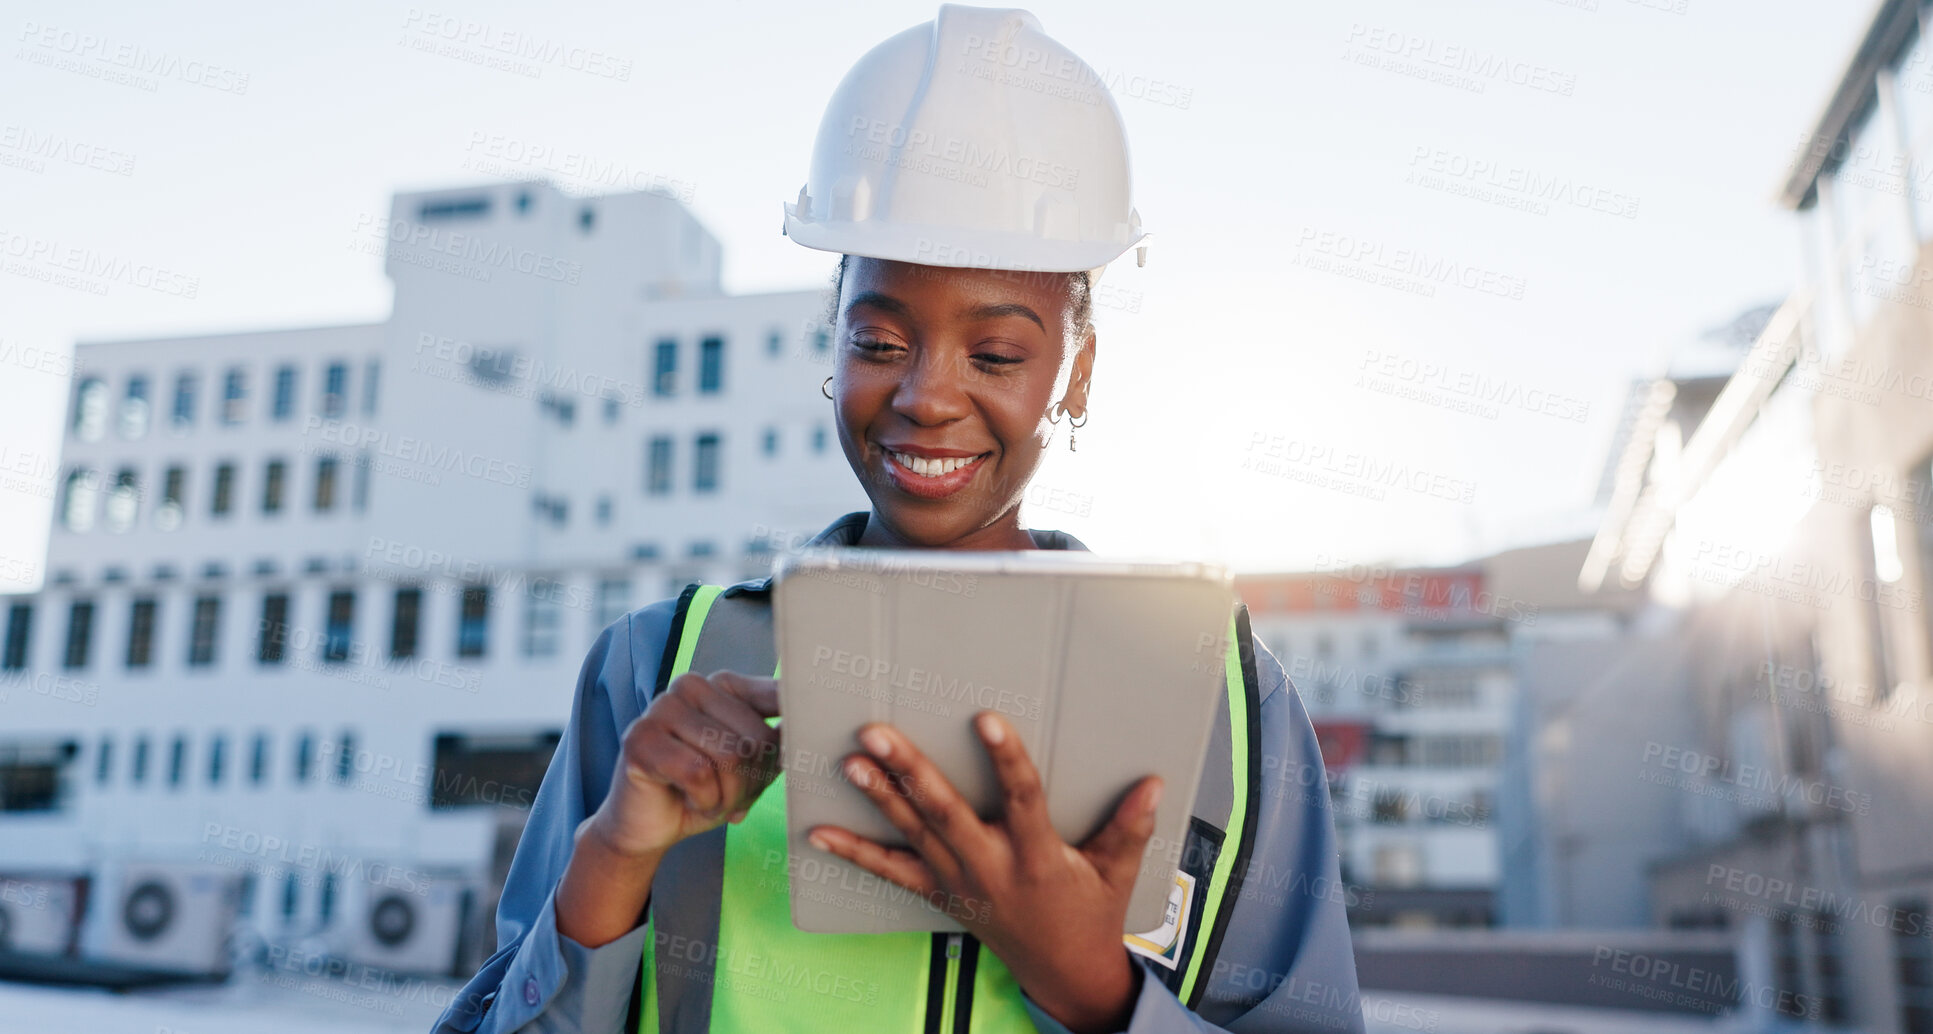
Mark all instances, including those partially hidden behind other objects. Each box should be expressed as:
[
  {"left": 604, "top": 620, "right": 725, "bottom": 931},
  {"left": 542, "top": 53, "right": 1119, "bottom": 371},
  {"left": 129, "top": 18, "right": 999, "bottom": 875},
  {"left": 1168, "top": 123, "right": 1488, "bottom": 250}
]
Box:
[
  {"left": 808, "top": 830, "right": 833, "bottom": 852},
  {"left": 1145, "top": 780, "right": 1164, "bottom": 813},
  {"left": 977, "top": 712, "right": 1006, "bottom": 745},
  {"left": 845, "top": 757, "right": 873, "bottom": 788},
  {"left": 859, "top": 726, "right": 892, "bottom": 759}
]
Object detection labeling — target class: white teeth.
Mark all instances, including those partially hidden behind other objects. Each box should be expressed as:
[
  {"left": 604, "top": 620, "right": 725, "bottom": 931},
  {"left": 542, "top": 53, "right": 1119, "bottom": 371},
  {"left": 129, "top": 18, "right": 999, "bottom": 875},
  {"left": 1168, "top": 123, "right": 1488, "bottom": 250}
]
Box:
[{"left": 890, "top": 451, "right": 978, "bottom": 477}]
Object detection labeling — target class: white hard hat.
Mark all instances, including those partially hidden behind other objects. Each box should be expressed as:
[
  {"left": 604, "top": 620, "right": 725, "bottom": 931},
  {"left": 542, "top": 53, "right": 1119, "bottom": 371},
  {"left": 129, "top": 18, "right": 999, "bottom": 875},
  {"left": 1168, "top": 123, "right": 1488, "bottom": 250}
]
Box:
[{"left": 783, "top": 4, "right": 1148, "bottom": 273}]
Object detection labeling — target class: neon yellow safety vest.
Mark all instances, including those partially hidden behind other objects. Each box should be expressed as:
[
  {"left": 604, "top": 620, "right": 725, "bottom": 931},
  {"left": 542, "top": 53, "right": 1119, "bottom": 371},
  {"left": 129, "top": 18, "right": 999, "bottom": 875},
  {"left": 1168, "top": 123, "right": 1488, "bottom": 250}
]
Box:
[{"left": 635, "top": 583, "right": 1261, "bottom": 1033}]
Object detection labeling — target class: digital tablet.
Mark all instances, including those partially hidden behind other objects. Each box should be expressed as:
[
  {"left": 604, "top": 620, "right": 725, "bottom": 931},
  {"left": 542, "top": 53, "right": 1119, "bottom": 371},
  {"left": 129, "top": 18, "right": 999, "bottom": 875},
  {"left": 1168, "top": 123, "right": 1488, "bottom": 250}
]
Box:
[{"left": 772, "top": 548, "right": 1235, "bottom": 935}]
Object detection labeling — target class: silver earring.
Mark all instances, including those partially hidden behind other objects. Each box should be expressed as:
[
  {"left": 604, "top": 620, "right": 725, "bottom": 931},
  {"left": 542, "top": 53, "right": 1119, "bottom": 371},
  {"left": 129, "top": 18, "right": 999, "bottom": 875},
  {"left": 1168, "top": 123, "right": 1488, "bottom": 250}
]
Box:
[
  {"left": 1068, "top": 410, "right": 1088, "bottom": 452},
  {"left": 821, "top": 376, "right": 833, "bottom": 400}
]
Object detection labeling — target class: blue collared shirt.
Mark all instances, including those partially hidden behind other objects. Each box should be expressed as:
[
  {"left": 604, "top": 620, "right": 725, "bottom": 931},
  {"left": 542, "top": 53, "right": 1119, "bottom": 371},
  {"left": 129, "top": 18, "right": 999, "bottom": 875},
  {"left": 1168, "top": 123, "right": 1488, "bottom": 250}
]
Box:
[{"left": 432, "top": 516, "right": 1364, "bottom": 1033}]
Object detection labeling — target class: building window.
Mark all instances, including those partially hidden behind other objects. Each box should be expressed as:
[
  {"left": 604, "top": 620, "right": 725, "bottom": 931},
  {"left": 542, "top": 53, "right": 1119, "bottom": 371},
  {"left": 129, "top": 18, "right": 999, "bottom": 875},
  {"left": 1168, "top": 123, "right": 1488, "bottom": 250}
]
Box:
[
  {"left": 352, "top": 452, "right": 371, "bottom": 512},
  {"left": 323, "top": 590, "right": 354, "bottom": 664},
  {"left": 2, "top": 603, "right": 30, "bottom": 671},
  {"left": 1871, "top": 504, "right": 1903, "bottom": 699},
  {"left": 693, "top": 433, "right": 721, "bottom": 493},
  {"left": 208, "top": 734, "right": 226, "bottom": 786},
  {"left": 258, "top": 593, "right": 289, "bottom": 665},
  {"left": 595, "top": 578, "right": 631, "bottom": 630},
  {"left": 1892, "top": 897, "right": 1932, "bottom": 1034},
  {"left": 812, "top": 326, "right": 830, "bottom": 353},
  {"left": 167, "top": 734, "right": 186, "bottom": 788},
  {"left": 73, "top": 377, "right": 108, "bottom": 441},
  {"left": 322, "top": 361, "right": 348, "bottom": 418},
  {"left": 126, "top": 597, "right": 157, "bottom": 669},
  {"left": 96, "top": 736, "right": 113, "bottom": 785},
  {"left": 63, "top": 600, "right": 93, "bottom": 669},
  {"left": 362, "top": 359, "right": 380, "bottom": 415},
  {"left": 523, "top": 579, "right": 562, "bottom": 658},
  {"left": 812, "top": 425, "right": 827, "bottom": 454},
  {"left": 595, "top": 495, "right": 613, "bottom": 526},
  {"left": 131, "top": 736, "right": 149, "bottom": 786},
  {"left": 313, "top": 455, "right": 338, "bottom": 512},
  {"left": 390, "top": 587, "right": 421, "bottom": 659},
  {"left": 211, "top": 462, "right": 236, "bottom": 517},
  {"left": 187, "top": 595, "right": 220, "bottom": 668},
  {"left": 221, "top": 366, "right": 247, "bottom": 424},
  {"left": 106, "top": 468, "right": 139, "bottom": 533},
  {"left": 318, "top": 873, "right": 337, "bottom": 924},
  {"left": 1813, "top": 915, "right": 1849, "bottom": 1024},
  {"left": 420, "top": 195, "right": 491, "bottom": 220},
  {"left": 699, "top": 336, "right": 724, "bottom": 394},
  {"left": 457, "top": 586, "right": 489, "bottom": 658},
  {"left": 653, "top": 339, "right": 677, "bottom": 397},
  {"left": 121, "top": 375, "right": 151, "bottom": 439},
  {"left": 157, "top": 466, "right": 185, "bottom": 530},
  {"left": 171, "top": 371, "right": 197, "bottom": 428},
  {"left": 0, "top": 742, "right": 73, "bottom": 812},
  {"left": 294, "top": 731, "right": 314, "bottom": 783},
  {"left": 262, "top": 459, "right": 286, "bottom": 515},
  {"left": 249, "top": 733, "right": 269, "bottom": 785},
  {"left": 763, "top": 428, "right": 778, "bottom": 457},
  {"left": 334, "top": 730, "right": 355, "bottom": 783},
  {"left": 579, "top": 206, "right": 595, "bottom": 232},
  {"left": 61, "top": 468, "right": 99, "bottom": 532},
  {"left": 767, "top": 329, "right": 782, "bottom": 357},
  {"left": 646, "top": 435, "right": 673, "bottom": 495},
  {"left": 272, "top": 364, "right": 297, "bottom": 421}
]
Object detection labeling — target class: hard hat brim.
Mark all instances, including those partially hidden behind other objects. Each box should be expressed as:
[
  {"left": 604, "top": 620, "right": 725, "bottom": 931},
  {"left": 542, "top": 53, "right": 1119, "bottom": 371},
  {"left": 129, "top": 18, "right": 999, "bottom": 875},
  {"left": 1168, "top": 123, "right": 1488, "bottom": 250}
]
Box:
[{"left": 785, "top": 210, "right": 1146, "bottom": 275}]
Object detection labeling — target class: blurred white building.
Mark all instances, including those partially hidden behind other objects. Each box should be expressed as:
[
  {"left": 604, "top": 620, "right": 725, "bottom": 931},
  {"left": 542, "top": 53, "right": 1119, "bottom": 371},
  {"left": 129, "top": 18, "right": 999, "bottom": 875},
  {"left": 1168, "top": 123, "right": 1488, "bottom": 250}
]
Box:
[
  {"left": 0, "top": 180, "right": 863, "bottom": 978},
  {"left": 1576, "top": 1, "right": 1933, "bottom": 1029}
]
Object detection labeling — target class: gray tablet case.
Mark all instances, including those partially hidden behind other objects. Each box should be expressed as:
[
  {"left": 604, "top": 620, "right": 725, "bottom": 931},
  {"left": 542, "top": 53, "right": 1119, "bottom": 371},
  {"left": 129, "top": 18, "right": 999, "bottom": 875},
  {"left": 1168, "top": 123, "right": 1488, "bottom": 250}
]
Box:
[{"left": 772, "top": 549, "right": 1234, "bottom": 935}]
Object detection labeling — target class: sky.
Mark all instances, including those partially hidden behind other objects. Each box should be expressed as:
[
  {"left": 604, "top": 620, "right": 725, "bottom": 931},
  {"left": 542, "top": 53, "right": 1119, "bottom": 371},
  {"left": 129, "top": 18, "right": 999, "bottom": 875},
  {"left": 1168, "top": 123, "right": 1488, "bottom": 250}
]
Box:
[{"left": 0, "top": 0, "right": 1882, "bottom": 591}]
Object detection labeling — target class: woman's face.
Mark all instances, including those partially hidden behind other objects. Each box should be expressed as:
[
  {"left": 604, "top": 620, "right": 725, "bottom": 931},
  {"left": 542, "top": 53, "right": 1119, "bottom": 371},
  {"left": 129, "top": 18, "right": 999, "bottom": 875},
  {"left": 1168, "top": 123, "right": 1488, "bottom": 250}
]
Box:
[{"left": 832, "top": 257, "right": 1094, "bottom": 549}]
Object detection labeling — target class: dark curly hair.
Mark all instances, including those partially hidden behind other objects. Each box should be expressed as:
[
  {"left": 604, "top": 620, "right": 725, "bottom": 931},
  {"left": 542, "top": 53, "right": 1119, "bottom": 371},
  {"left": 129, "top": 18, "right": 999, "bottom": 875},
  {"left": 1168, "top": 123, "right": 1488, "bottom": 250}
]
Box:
[{"left": 825, "top": 255, "right": 1095, "bottom": 342}]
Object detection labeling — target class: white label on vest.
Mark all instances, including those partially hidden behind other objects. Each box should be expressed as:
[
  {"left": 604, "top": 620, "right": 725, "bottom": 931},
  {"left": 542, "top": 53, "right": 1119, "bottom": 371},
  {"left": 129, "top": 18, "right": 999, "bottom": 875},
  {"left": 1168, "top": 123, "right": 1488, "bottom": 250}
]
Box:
[{"left": 1123, "top": 870, "right": 1194, "bottom": 970}]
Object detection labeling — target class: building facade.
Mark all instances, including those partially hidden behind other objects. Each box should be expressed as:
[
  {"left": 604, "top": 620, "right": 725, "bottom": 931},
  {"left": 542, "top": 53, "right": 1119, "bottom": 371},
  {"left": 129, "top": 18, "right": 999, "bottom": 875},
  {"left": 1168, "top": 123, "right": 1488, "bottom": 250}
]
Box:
[
  {"left": 0, "top": 179, "right": 865, "bottom": 976},
  {"left": 1581, "top": 3, "right": 1933, "bottom": 1029}
]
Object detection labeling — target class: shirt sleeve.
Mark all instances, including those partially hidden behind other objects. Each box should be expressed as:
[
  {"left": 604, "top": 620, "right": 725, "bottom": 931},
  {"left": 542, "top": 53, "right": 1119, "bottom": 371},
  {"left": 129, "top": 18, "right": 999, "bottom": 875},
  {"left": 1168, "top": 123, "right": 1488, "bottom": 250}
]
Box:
[
  {"left": 1021, "top": 637, "right": 1366, "bottom": 1034},
  {"left": 430, "top": 600, "right": 677, "bottom": 1034}
]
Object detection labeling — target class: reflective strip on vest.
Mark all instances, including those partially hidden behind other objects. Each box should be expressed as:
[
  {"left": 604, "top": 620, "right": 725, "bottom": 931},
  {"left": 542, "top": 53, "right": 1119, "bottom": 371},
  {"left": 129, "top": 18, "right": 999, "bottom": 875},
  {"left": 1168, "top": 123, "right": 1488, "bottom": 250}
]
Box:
[{"left": 639, "top": 584, "right": 1257, "bottom": 1032}]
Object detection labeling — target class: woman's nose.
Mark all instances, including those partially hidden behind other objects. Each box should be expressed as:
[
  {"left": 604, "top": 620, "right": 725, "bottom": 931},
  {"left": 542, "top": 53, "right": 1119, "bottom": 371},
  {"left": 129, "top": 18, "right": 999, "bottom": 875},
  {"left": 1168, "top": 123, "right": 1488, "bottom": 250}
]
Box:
[{"left": 890, "top": 351, "right": 974, "bottom": 426}]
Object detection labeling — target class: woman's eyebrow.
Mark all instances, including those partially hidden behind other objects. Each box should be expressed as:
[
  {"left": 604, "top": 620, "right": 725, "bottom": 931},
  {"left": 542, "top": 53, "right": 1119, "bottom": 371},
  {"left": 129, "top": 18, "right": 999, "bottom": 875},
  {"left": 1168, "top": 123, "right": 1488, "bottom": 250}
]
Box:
[
  {"left": 845, "top": 290, "right": 912, "bottom": 320},
  {"left": 962, "top": 302, "right": 1045, "bottom": 330}
]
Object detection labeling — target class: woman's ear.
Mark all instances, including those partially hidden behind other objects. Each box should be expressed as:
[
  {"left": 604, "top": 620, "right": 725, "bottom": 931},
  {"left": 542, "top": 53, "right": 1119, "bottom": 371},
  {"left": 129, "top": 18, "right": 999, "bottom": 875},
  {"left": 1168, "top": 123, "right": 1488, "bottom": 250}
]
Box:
[{"left": 1062, "top": 331, "right": 1097, "bottom": 417}]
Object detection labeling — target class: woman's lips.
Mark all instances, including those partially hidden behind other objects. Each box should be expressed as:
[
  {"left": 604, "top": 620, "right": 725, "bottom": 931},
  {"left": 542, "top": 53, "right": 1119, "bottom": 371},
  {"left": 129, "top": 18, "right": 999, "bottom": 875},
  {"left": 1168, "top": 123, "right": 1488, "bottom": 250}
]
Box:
[{"left": 881, "top": 448, "right": 991, "bottom": 499}]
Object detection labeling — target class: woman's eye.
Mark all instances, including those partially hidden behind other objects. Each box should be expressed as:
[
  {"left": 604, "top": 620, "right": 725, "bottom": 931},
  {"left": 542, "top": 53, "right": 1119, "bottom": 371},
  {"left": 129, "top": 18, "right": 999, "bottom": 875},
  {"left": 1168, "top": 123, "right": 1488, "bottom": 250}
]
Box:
[
  {"left": 851, "top": 337, "right": 900, "bottom": 353},
  {"left": 972, "top": 352, "right": 1023, "bottom": 367}
]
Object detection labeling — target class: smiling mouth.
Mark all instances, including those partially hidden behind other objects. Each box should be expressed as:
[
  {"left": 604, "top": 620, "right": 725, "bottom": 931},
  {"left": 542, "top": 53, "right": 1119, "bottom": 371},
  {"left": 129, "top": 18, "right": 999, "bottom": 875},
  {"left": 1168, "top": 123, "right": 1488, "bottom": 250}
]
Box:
[{"left": 886, "top": 450, "right": 989, "bottom": 477}]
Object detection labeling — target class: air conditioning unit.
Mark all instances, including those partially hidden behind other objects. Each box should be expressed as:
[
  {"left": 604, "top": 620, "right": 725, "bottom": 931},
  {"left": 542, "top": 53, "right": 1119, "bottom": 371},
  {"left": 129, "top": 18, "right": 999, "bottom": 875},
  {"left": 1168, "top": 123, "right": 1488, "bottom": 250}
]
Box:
[
  {"left": 86, "top": 862, "right": 241, "bottom": 976},
  {"left": 342, "top": 870, "right": 469, "bottom": 976},
  {"left": 0, "top": 873, "right": 81, "bottom": 956}
]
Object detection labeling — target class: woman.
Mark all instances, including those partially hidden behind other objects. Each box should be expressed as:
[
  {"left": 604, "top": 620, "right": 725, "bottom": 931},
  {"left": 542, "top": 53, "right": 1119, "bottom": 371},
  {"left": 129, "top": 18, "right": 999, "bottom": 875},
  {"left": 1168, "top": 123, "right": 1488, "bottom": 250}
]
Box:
[{"left": 434, "top": 7, "right": 1361, "bottom": 1032}]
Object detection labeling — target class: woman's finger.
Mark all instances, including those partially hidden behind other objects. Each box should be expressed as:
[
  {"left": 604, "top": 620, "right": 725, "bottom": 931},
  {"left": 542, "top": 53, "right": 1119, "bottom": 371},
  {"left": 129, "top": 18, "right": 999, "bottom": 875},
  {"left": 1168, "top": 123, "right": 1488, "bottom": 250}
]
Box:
[
  {"left": 1078, "top": 776, "right": 1163, "bottom": 892},
  {"left": 842, "top": 755, "right": 964, "bottom": 886},
  {"left": 855, "top": 723, "right": 997, "bottom": 870},
  {"left": 629, "top": 717, "right": 724, "bottom": 816},
  {"left": 806, "top": 825, "right": 940, "bottom": 902},
  {"left": 973, "top": 711, "right": 1057, "bottom": 861},
  {"left": 707, "top": 670, "right": 782, "bottom": 720}
]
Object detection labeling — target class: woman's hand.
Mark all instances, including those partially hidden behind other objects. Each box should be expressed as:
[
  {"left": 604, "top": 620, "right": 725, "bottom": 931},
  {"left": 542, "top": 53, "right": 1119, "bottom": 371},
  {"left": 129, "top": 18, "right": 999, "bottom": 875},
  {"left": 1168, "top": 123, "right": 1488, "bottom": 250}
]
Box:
[
  {"left": 558, "top": 671, "right": 781, "bottom": 947},
  {"left": 807, "top": 712, "right": 1162, "bottom": 1034},
  {"left": 589, "top": 670, "right": 784, "bottom": 856}
]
